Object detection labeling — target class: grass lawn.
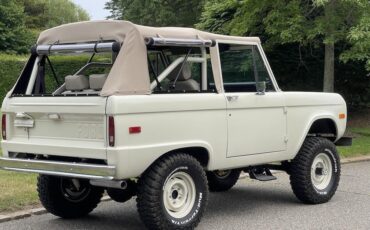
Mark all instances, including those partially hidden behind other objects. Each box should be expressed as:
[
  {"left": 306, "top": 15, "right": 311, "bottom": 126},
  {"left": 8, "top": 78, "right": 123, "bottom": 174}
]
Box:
[
  {"left": 338, "top": 127, "right": 370, "bottom": 158},
  {"left": 0, "top": 152, "right": 39, "bottom": 214},
  {"left": 0, "top": 112, "right": 369, "bottom": 214},
  {"left": 0, "top": 171, "right": 38, "bottom": 213}
]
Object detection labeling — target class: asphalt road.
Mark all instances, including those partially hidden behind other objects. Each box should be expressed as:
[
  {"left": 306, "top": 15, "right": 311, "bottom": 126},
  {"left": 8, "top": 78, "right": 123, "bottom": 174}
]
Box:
[{"left": 1, "top": 161, "right": 369, "bottom": 230}]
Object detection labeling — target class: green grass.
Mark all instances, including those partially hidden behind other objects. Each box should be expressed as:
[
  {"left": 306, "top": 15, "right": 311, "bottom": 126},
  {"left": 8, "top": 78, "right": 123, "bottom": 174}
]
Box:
[
  {"left": 0, "top": 151, "right": 39, "bottom": 213},
  {"left": 0, "top": 171, "right": 38, "bottom": 213},
  {"left": 338, "top": 127, "right": 370, "bottom": 158}
]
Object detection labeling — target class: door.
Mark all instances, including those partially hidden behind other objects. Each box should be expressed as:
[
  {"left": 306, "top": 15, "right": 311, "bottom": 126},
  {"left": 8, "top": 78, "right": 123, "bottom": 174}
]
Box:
[{"left": 217, "top": 42, "right": 287, "bottom": 157}]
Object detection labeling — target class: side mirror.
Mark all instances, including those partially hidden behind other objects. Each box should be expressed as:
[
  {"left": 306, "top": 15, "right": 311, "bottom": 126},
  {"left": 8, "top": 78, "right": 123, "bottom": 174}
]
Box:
[{"left": 256, "top": 81, "right": 266, "bottom": 95}]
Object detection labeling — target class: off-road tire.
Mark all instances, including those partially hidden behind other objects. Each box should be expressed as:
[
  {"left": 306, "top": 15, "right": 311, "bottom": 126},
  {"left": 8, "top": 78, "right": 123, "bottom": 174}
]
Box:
[
  {"left": 207, "top": 169, "right": 241, "bottom": 192},
  {"left": 290, "top": 137, "right": 340, "bottom": 204},
  {"left": 137, "top": 153, "right": 208, "bottom": 230},
  {"left": 37, "top": 175, "right": 104, "bottom": 218}
]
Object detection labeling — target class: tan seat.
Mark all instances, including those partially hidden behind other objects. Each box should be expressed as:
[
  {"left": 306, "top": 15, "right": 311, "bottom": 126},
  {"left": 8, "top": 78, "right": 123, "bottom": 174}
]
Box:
[
  {"left": 167, "top": 63, "right": 200, "bottom": 91},
  {"left": 65, "top": 75, "right": 89, "bottom": 91},
  {"left": 89, "top": 74, "right": 108, "bottom": 90}
]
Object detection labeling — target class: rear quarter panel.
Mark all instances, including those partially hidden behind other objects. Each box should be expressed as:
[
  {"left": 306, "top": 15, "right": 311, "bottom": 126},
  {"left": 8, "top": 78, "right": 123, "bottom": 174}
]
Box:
[{"left": 106, "top": 93, "right": 227, "bottom": 179}]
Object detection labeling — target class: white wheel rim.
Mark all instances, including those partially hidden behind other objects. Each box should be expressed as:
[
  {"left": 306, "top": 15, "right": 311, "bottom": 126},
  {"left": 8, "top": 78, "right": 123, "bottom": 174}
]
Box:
[
  {"left": 163, "top": 171, "right": 196, "bottom": 219},
  {"left": 311, "top": 153, "right": 333, "bottom": 190}
]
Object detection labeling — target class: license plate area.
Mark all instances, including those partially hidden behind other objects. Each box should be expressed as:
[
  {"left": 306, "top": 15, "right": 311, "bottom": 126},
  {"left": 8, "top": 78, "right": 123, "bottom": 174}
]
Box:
[{"left": 14, "top": 119, "right": 34, "bottom": 128}]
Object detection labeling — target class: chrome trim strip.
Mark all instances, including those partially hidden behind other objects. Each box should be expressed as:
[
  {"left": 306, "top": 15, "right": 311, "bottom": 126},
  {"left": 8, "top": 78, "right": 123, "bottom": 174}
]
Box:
[
  {"left": 0, "top": 157, "right": 115, "bottom": 180},
  {"left": 34, "top": 42, "right": 120, "bottom": 55},
  {"left": 145, "top": 37, "right": 215, "bottom": 47}
]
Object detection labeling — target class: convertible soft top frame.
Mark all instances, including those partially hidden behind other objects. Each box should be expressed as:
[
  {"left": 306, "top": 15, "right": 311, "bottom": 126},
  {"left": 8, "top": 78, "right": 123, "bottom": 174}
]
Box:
[{"left": 28, "top": 20, "right": 261, "bottom": 96}]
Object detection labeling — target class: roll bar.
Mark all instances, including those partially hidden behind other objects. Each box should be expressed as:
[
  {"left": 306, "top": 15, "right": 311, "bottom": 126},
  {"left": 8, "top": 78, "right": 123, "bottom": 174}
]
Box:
[
  {"left": 145, "top": 37, "right": 216, "bottom": 47},
  {"left": 31, "top": 42, "right": 121, "bottom": 55}
]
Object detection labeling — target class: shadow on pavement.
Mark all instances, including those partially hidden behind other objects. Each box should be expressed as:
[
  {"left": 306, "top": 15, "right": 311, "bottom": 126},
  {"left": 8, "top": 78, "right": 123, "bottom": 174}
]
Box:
[{"left": 45, "top": 185, "right": 299, "bottom": 229}]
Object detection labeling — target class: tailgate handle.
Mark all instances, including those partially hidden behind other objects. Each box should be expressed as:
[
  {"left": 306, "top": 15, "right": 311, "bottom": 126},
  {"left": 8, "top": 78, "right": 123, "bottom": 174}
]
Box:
[{"left": 48, "top": 113, "right": 61, "bottom": 120}]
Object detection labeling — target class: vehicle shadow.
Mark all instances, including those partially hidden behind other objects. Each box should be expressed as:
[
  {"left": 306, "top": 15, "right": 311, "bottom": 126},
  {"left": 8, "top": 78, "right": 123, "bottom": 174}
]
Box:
[{"left": 45, "top": 184, "right": 300, "bottom": 229}]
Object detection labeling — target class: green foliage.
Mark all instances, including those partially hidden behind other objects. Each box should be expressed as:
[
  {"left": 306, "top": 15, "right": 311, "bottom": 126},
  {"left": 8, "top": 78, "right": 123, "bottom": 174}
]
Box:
[
  {"left": 0, "top": 0, "right": 90, "bottom": 54},
  {"left": 341, "top": 15, "right": 370, "bottom": 70},
  {"left": 22, "top": 0, "right": 90, "bottom": 28},
  {"left": 21, "top": 0, "right": 90, "bottom": 29},
  {"left": 105, "top": 0, "right": 205, "bottom": 26},
  {"left": 198, "top": 0, "right": 370, "bottom": 108},
  {"left": 0, "top": 54, "right": 28, "bottom": 98},
  {"left": 0, "top": 0, "right": 31, "bottom": 54}
]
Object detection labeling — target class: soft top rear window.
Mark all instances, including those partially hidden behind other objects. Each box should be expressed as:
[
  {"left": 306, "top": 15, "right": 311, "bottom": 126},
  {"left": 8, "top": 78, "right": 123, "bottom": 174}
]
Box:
[{"left": 12, "top": 42, "right": 119, "bottom": 97}]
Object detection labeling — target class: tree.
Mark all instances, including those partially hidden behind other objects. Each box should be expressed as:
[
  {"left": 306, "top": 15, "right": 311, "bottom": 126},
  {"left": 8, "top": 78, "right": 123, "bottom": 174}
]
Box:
[
  {"left": 105, "top": 0, "right": 205, "bottom": 27},
  {"left": 21, "top": 0, "right": 90, "bottom": 29},
  {"left": 0, "top": 0, "right": 30, "bottom": 53},
  {"left": 198, "top": 0, "right": 370, "bottom": 92}
]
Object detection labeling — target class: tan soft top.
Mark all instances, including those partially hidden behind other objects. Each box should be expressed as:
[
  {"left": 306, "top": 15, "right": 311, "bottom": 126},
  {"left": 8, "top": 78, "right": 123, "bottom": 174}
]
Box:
[{"left": 37, "top": 20, "right": 260, "bottom": 96}]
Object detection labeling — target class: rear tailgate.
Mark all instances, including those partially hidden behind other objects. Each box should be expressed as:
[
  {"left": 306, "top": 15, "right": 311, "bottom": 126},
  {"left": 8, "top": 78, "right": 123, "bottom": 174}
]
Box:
[{"left": 2, "top": 96, "right": 107, "bottom": 160}]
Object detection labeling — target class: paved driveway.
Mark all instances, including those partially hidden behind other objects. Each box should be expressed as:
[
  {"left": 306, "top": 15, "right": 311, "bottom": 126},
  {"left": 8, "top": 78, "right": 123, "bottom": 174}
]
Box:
[{"left": 1, "top": 161, "right": 369, "bottom": 229}]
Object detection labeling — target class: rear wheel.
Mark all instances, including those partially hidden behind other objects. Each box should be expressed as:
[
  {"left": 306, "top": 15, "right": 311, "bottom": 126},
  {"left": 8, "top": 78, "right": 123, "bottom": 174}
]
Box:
[
  {"left": 207, "top": 169, "right": 241, "bottom": 192},
  {"left": 137, "top": 153, "right": 208, "bottom": 229},
  {"left": 37, "top": 175, "right": 104, "bottom": 218},
  {"left": 290, "top": 137, "right": 340, "bottom": 204}
]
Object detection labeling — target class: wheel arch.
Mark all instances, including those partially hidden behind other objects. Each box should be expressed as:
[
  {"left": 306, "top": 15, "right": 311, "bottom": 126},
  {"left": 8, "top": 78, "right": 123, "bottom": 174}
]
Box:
[
  {"left": 307, "top": 118, "right": 338, "bottom": 141},
  {"left": 140, "top": 146, "right": 212, "bottom": 177},
  {"left": 292, "top": 115, "right": 339, "bottom": 160}
]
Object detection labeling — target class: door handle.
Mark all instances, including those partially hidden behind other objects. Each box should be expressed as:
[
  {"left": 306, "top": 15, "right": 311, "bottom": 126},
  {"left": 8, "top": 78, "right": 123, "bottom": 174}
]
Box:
[{"left": 227, "top": 96, "right": 239, "bottom": 102}]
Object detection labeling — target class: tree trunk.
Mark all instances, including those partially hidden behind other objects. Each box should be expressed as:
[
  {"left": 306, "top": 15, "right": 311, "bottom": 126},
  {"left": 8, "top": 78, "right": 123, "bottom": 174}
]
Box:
[{"left": 323, "top": 43, "right": 335, "bottom": 92}]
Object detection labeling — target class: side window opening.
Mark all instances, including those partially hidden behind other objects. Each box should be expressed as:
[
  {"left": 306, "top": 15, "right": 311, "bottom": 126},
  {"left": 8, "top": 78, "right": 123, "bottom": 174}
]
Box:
[
  {"left": 147, "top": 46, "right": 216, "bottom": 94},
  {"left": 219, "top": 43, "right": 275, "bottom": 93}
]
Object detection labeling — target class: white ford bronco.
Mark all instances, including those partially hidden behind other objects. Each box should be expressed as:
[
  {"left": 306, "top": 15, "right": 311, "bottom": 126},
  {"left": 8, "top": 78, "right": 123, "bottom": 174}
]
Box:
[{"left": 0, "top": 21, "right": 351, "bottom": 229}]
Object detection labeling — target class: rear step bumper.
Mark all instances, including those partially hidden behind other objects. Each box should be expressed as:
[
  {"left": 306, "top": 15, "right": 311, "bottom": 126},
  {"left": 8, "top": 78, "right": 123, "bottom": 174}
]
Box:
[{"left": 0, "top": 157, "right": 116, "bottom": 180}]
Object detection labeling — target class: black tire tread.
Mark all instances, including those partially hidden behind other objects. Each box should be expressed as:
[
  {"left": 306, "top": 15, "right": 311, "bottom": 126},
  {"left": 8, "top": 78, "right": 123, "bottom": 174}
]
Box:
[
  {"left": 137, "top": 153, "right": 208, "bottom": 230},
  {"left": 37, "top": 175, "right": 104, "bottom": 218},
  {"left": 290, "top": 137, "right": 340, "bottom": 204}
]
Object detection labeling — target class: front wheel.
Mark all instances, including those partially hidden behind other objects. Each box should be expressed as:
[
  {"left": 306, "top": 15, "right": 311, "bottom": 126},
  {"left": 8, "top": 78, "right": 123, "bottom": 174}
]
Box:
[
  {"left": 290, "top": 137, "right": 340, "bottom": 204},
  {"left": 37, "top": 175, "right": 104, "bottom": 218},
  {"left": 137, "top": 153, "right": 208, "bottom": 229}
]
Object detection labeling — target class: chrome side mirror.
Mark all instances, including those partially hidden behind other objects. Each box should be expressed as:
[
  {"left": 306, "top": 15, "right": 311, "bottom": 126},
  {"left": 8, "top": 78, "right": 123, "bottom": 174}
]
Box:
[{"left": 256, "top": 81, "right": 266, "bottom": 95}]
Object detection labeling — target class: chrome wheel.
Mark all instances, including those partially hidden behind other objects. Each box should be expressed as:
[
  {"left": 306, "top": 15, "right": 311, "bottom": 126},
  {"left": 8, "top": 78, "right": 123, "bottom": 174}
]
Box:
[
  {"left": 311, "top": 153, "right": 333, "bottom": 190},
  {"left": 163, "top": 171, "right": 196, "bottom": 219}
]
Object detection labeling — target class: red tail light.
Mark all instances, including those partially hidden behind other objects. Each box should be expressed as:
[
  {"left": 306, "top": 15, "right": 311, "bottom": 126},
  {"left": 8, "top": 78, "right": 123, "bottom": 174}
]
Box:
[
  {"left": 108, "top": 116, "right": 115, "bottom": 147},
  {"left": 2, "top": 114, "right": 6, "bottom": 140}
]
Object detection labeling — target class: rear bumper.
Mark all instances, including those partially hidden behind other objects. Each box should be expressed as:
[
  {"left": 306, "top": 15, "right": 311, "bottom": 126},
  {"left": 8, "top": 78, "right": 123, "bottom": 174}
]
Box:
[{"left": 0, "top": 157, "right": 116, "bottom": 180}]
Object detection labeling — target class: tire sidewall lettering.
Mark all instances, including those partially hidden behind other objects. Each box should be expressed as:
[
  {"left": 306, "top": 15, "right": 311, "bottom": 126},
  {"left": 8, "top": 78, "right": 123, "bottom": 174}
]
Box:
[
  {"left": 313, "top": 147, "right": 339, "bottom": 195},
  {"left": 162, "top": 166, "right": 206, "bottom": 227}
]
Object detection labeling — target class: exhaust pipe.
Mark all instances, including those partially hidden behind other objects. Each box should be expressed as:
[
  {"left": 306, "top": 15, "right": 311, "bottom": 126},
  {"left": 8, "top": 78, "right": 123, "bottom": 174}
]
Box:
[{"left": 90, "top": 179, "right": 127, "bottom": 189}]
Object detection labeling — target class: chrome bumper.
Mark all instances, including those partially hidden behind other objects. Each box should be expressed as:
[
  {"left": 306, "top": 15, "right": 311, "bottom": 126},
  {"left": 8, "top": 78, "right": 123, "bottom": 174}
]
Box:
[{"left": 0, "top": 157, "right": 116, "bottom": 180}]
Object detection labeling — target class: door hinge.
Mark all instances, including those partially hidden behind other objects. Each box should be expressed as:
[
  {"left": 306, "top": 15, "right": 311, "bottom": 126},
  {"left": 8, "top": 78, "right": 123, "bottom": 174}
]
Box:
[
  {"left": 284, "top": 136, "right": 288, "bottom": 143},
  {"left": 283, "top": 107, "right": 288, "bottom": 114}
]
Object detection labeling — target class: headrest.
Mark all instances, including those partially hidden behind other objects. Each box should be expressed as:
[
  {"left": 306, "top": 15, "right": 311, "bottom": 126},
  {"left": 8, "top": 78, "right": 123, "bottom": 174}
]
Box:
[
  {"left": 65, "top": 75, "right": 89, "bottom": 91},
  {"left": 89, "top": 74, "right": 108, "bottom": 90},
  {"left": 168, "top": 62, "right": 192, "bottom": 81}
]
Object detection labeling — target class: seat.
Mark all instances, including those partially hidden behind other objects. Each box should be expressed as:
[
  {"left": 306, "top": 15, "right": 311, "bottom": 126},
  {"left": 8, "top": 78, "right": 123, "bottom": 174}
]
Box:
[
  {"left": 89, "top": 74, "right": 108, "bottom": 91},
  {"left": 167, "top": 63, "right": 200, "bottom": 91},
  {"left": 64, "top": 75, "right": 89, "bottom": 91}
]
